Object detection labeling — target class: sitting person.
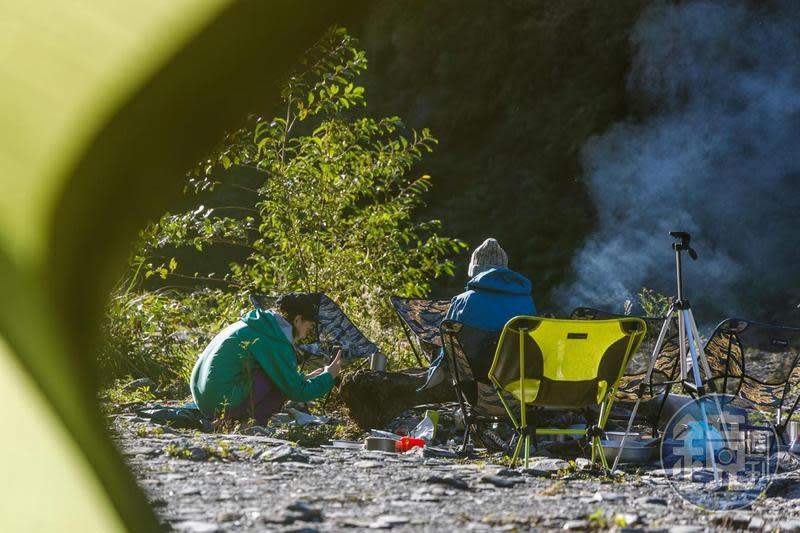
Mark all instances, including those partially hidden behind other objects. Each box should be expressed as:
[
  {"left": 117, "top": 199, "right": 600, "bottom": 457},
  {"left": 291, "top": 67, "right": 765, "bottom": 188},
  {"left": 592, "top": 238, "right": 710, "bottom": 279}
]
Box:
[
  {"left": 190, "top": 293, "right": 343, "bottom": 425},
  {"left": 421, "top": 237, "right": 536, "bottom": 389}
]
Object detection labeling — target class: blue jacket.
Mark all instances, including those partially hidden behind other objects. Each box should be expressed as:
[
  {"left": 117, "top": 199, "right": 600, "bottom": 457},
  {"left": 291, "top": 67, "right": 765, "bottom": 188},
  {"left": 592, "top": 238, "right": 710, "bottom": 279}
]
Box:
[
  {"left": 445, "top": 267, "right": 536, "bottom": 330},
  {"left": 420, "top": 267, "right": 536, "bottom": 390}
]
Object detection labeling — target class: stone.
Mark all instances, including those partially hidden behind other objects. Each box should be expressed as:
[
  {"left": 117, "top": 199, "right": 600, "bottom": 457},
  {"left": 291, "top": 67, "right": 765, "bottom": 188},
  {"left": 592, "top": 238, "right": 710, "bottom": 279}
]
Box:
[
  {"left": 591, "top": 491, "right": 626, "bottom": 502},
  {"left": 339, "top": 368, "right": 456, "bottom": 429},
  {"left": 748, "top": 517, "right": 765, "bottom": 531},
  {"left": 151, "top": 498, "right": 168, "bottom": 508},
  {"left": 185, "top": 446, "right": 209, "bottom": 461},
  {"left": 730, "top": 513, "right": 753, "bottom": 529},
  {"left": 240, "top": 425, "right": 274, "bottom": 436},
  {"left": 376, "top": 515, "right": 409, "bottom": 525},
  {"left": 562, "top": 519, "right": 590, "bottom": 530},
  {"left": 409, "top": 491, "right": 441, "bottom": 502},
  {"left": 666, "top": 526, "right": 705, "bottom": 533},
  {"left": 123, "top": 377, "right": 155, "bottom": 393},
  {"left": 287, "top": 501, "right": 323, "bottom": 522},
  {"left": 481, "top": 475, "right": 524, "bottom": 488},
  {"left": 766, "top": 477, "right": 798, "bottom": 497},
  {"left": 216, "top": 511, "right": 241, "bottom": 522},
  {"left": 124, "top": 446, "right": 159, "bottom": 457},
  {"left": 425, "top": 474, "right": 470, "bottom": 490},
  {"left": 634, "top": 496, "right": 668, "bottom": 506},
  {"left": 368, "top": 514, "right": 410, "bottom": 529},
  {"left": 521, "top": 458, "right": 570, "bottom": 476},
  {"left": 778, "top": 521, "right": 800, "bottom": 533},
  {"left": 423, "top": 446, "right": 458, "bottom": 458},
  {"left": 172, "top": 521, "right": 223, "bottom": 533},
  {"left": 618, "top": 514, "right": 640, "bottom": 527},
  {"left": 353, "top": 460, "right": 382, "bottom": 469},
  {"left": 261, "top": 444, "right": 308, "bottom": 463}
]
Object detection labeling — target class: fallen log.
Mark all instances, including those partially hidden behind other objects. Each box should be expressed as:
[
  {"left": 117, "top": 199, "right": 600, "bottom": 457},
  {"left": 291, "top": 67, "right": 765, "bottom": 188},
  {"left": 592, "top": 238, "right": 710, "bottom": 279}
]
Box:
[{"left": 339, "top": 368, "right": 456, "bottom": 430}]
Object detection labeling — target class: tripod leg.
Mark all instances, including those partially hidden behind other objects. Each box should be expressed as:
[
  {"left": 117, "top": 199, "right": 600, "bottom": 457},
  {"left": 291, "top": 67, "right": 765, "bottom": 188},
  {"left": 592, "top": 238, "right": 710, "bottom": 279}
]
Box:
[
  {"left": 685, "top": 310, "right": 706, "bottom": 394},
  {"left": 678, "top": 310, "right": 689, "bottom": 390},
  {"left": 683, "top": 309, "right": 722, "bottom": 483},
  {"left": 688, "top": 310, "right": 716, "bottom": 393},
  {"left": 612, "top": 307, "right": 674, "bottom": 473}
]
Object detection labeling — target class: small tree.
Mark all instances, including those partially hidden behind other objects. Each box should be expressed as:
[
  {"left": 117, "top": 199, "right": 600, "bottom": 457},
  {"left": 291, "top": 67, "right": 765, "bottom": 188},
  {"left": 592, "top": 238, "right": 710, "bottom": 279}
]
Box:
[
  {"left": 104, "top": 27, "right": 464, "bottom": 382},
  {"left": 637, "top": 287, "right": 671, "bottom": 318}
]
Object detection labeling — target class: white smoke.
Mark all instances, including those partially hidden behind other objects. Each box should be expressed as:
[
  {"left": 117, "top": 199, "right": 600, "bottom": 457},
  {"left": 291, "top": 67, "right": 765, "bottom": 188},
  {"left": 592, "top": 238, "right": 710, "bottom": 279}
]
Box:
[{"left": 556, "top": 0, "right": 800, "bottom": 324}]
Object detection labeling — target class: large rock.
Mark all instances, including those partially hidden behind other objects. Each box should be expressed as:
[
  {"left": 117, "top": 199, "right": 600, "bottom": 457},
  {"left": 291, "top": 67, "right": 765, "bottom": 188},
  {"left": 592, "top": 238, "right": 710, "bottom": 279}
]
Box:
[{"left": 339, "top": 368, "right": 455, "bottom": 429}]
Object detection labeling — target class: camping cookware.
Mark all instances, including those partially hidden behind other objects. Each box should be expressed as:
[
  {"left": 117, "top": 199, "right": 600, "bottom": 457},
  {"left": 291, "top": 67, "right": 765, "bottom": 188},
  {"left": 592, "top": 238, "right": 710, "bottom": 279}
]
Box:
[{"left": 364, "top": 437, "right": 397, "bottom": 452}]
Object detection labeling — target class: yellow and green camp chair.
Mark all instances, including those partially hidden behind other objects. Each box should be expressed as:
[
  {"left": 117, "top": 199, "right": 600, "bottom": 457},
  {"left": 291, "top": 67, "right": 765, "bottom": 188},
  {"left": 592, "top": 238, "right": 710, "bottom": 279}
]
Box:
[{"left": 488, "top": 316, "right": 646, "bottom": 469}]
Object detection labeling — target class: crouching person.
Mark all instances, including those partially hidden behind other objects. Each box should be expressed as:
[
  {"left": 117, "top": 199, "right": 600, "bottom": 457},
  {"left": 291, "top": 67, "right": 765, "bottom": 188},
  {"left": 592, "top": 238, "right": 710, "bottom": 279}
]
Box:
[{"left": 190, "top": 293, "right": 343, "bottom": 426}]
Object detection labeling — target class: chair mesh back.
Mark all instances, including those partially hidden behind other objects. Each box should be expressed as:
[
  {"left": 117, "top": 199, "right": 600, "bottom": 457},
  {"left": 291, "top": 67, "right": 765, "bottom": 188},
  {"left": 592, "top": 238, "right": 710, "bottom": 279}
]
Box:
[
  {"left": 250, "top": 292, "right": 380, "bottom": 361},
  {"left": 391, "top": 296, "right": 450, "bottom": 361},
  {"left": 490, "top": 316, "right": 645, "bottom": 408},
  {"left": 703, "top": 319, "right": 800, "bottom": 418},
  {"left": 571, "top": 307, "right": 679, "bottom": 402},
  {"left": 441, "top": 321, "right": 514, "bottom": 416}
]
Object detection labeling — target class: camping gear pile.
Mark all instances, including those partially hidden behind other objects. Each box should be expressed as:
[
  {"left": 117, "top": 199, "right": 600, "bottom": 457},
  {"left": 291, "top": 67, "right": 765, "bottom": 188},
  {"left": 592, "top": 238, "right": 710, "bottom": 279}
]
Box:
[
  {"left": 390, "top": 232, "right": 800, "bottom": 471},
  {"left": 139, "top": 232, "right": 800, "bottom": 473}
]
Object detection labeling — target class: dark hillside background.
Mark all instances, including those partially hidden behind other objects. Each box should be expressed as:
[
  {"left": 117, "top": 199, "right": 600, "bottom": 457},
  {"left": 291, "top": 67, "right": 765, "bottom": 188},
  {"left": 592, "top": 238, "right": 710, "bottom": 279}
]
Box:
[
  {"left": 151, "top": 1, "right": 800, "bottom": 325},
  {"left": 358, "top": 0, "right": 648, "bottom": 307}
]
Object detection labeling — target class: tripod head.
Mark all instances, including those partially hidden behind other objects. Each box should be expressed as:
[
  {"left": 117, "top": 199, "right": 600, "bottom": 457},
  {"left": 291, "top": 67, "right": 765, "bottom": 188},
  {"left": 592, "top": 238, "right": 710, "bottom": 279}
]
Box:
[
  {"left": 669, "top": 231, "right": 698, "bottom": 307},
  {"left": 670, "top": 231, "right": 698, "bottom": 260}
]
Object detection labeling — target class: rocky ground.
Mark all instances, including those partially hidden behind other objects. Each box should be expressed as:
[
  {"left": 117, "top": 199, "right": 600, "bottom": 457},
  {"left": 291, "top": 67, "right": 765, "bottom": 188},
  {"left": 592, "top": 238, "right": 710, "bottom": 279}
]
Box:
[{"left": 112, "top": 404, "right": 800, "bottom": 533}]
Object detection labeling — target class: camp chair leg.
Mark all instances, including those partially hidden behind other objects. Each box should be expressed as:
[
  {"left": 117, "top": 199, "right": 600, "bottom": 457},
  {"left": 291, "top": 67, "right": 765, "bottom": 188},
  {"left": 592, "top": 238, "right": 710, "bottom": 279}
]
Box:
[
  {"left": 510, "top": 432, "right": 524, "bottom": 467},
  {"left": 460, "top": 423, "right": 471, "bottom": 453},
  {"left": 594, "top": 436, "right": 609, "bottom": 472},
  {"left": 524, "top": 433, "right": 531, "bottom": 469}
]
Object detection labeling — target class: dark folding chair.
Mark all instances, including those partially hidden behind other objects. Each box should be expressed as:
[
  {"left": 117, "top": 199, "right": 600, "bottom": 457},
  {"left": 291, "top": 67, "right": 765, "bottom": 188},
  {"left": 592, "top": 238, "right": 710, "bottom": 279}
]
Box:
[
  {"left": 390, "top": 296, "right": 450, "bottom": 366},
  {"left": 700, "top": 318, "right": 800, "bottom": 437},
  {"left": 440, "top": 320, "right": 517, "bottom": 452},
  {"left": 250, "top": 292, "right": 380, "bottom": 369}
]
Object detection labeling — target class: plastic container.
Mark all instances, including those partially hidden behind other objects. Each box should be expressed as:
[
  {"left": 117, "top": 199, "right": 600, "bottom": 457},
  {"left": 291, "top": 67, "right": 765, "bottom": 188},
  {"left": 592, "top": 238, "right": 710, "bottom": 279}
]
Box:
[
  {"left": 410, "top": 410, "right": 439, "bottom": 442},
  {"left": 395, "top": 437, "right": 425, "bottom": 453}
]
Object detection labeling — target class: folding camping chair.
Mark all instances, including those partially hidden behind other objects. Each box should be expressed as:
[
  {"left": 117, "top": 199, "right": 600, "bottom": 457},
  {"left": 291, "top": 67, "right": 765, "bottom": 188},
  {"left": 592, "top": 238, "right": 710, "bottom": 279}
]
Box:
[
  {"left": 488, "top": 316, "right": 646, "bottom": 469},
  {"left": 250, "top": 292, "right": 381, "bottom": 369},
  {"left": 700, "top": 318, "right": 800, "bottom": 437},
  {"left": 571, "top": 307, "right": 681, "bottom": 433},
  {"left": 440, "top": 320, "right": 517, "bottom": 452},
  {"left": 391, "top": 296, "right": 451, "bottom": 366}
]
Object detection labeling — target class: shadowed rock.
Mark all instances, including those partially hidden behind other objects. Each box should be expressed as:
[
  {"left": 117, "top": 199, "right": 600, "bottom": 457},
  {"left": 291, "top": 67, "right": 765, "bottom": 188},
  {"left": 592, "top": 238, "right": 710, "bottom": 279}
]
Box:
[{"left": 339, "top": 368, "right": 455, "bottom": 429}]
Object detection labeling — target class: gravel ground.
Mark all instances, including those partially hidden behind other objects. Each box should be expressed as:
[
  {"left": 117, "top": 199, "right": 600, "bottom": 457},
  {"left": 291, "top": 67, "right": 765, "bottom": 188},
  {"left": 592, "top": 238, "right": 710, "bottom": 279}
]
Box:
[{"left": 112, "top": 411, "right": 800, "bottom": 532}]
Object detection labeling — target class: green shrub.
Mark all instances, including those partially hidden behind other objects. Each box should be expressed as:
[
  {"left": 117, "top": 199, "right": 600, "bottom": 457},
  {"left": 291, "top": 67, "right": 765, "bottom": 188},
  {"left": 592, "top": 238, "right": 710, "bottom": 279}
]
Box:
[{"left": 100, "top": 26, "right": 463, "bottom": 388}]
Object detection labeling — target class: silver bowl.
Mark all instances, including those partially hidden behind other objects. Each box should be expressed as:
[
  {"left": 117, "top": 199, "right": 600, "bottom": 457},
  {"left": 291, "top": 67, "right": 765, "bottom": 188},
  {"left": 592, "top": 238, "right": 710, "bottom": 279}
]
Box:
[{"left": 601, "top": 438, "right": 658, "bottom": 464}]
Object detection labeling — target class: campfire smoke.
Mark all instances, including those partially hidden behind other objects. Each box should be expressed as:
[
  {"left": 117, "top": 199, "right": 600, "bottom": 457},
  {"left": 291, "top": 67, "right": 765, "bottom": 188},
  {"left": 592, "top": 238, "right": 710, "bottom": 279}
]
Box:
[{"left": 556, "top": 0, "right": 800, "bottom": 326}]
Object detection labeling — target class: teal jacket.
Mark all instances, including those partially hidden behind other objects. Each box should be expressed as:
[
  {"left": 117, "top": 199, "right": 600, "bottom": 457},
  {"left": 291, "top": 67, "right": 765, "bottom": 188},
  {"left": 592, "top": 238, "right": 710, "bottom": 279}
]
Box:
[{"left": 190, "top": 308, "right": 334, "bottom": 414}]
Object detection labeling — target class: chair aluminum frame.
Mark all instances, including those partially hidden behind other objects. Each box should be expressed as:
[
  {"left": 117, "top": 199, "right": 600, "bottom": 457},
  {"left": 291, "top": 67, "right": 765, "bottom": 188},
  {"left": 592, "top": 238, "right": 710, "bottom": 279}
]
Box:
[{"left": 489, "top": 316, "right": 646, "bottom": 469}]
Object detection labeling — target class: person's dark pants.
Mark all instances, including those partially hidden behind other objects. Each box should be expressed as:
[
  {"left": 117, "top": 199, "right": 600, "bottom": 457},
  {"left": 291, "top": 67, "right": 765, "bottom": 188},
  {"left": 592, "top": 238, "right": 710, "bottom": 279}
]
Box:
[{"left": 224, "top": 367, "right": 287, "bottom": 426}]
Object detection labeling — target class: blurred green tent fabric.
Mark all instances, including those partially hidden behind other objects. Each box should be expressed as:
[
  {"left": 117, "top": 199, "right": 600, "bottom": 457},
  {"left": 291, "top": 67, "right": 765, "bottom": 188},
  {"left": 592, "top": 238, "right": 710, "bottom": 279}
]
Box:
[{"left": 0, "top": 1, "right": 367, "bottom": 530}]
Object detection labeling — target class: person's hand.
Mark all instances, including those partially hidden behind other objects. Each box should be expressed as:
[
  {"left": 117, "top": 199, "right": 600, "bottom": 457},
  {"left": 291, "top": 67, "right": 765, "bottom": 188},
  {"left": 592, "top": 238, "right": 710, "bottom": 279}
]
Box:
[
  {"left": 324, "top": 349, "right": 344, "bottom": 379},
  {"left": 306, "top": 367, "right": 324, "bottom": 378}
]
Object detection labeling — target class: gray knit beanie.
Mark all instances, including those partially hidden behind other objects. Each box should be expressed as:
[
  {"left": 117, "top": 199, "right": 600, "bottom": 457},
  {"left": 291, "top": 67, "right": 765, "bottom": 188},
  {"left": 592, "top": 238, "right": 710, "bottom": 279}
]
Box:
[{"left": 468, "top": 238, "right": 508, "bottom": 277}]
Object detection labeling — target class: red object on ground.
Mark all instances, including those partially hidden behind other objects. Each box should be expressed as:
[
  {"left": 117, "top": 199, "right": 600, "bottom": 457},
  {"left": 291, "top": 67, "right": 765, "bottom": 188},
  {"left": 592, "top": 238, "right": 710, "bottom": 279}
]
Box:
[{"left": 395, "top": 437, "right": 425, "bottom": 453}]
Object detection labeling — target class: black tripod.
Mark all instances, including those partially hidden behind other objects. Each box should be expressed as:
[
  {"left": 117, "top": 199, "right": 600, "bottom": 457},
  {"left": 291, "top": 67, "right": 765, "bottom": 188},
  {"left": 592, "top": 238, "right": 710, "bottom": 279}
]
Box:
[{"left": 612, "top": 232, "right": 722, "bottom": 480}]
